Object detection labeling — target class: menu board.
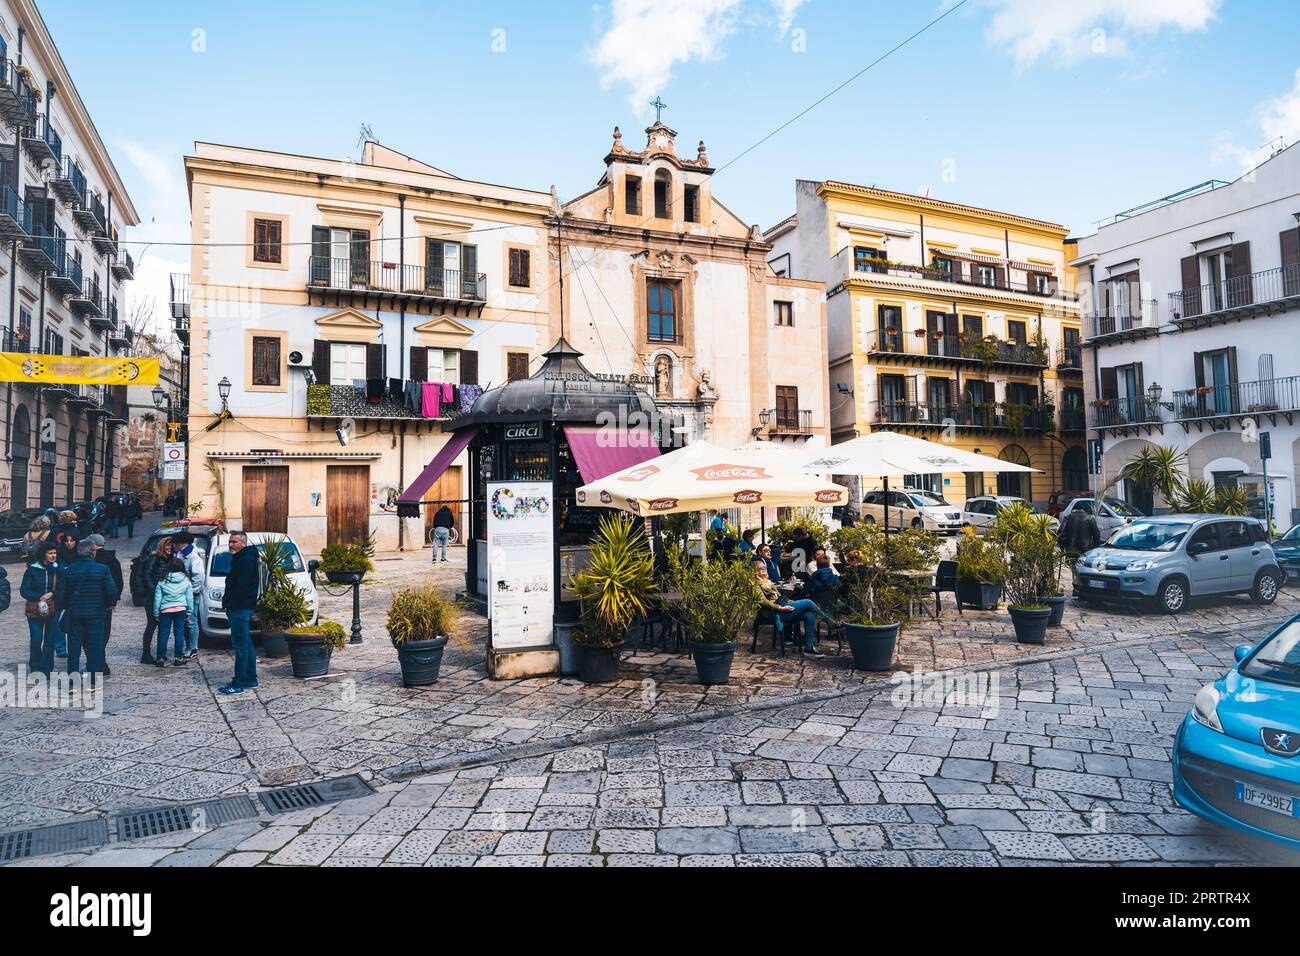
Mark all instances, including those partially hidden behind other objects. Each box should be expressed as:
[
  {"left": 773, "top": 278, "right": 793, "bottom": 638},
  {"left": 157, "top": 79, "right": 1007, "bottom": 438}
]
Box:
[{"left": 486, "top": 481, "right": 555, "bottom": 650}]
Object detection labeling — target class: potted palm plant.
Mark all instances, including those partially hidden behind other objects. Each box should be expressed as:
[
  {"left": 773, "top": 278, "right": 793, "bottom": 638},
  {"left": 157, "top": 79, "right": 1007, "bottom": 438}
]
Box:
[
  {"left": 255, "top": 535, "right": 311, "bottom": 658},
  {"left": 387, "top": 585, "right": 460, "bottom": 686},
  {"left": 830, "top": 523, "right": 939, "bottom": 670},
  {"left": 285, "top": 620, "right": 347, "bottom": 678},
  {"left": 569, "top": 513, "right": 656, "bottom": 683},
  {"left": 989, "top": 502, "right": 1057, "bottom": 644},
  {"left": 318, "top": 541, "right": 375, "bottom": 584},
  {"left": 673, "top": 547, "right": 762, "bottom": 684},
  {"left": 955, "top": 527, "right": 1005, "bottom": 610}
]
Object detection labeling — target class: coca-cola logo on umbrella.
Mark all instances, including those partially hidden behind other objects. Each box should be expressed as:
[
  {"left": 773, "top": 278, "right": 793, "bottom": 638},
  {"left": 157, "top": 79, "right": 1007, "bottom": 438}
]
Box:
[
  {"left": 814, "top": 489, "right": 843, "bottom": 503},
  {"left": 733, "top": 490, "right": 763, "bottom": 504},
  {"left": 618, "top": 464, "right": 660, "bottom": 482},
  {"left": 690, "top": 464, "right": 771, "bottom": 481},
  {"left": 576, "top": 490, "right": 587, "bottom": 503},
  {"left": 647, "top": 497, "right": 678, "bottom": 511},
  {"left": 599, "top": 490, "right": 613, "bottom": 504},
  {"left": 625, "top": 498, "right": 641, "bottom": 513}
]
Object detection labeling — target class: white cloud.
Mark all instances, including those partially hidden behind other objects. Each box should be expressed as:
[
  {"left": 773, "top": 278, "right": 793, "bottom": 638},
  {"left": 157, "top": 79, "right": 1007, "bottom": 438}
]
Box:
[
  {"left": 1214, "top": 68, "right": 1300, "bottom": 174},
  {"left": 590, "top": 0, "right": 743, "bottom": 111},
  {"left": 772, "top": 0, "right": 808, "bottom": 37},
  {"left": 983, "top": 0, "right": 1219, "bottom": 69},
  {"left": 117, "top": 140, "right": 190, "bottom": 341}
]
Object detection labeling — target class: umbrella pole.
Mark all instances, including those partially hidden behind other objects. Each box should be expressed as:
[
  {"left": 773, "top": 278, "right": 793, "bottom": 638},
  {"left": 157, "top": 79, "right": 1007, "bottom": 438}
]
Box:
[
  {"left": 883, "top": 474, "right": 891, "bottom": 571},
  {"left": 699, "top": 511, "right": 709, "bottom": 564},
  {"left": 760, "top": 508, "right": 766, "bottom": 546}
]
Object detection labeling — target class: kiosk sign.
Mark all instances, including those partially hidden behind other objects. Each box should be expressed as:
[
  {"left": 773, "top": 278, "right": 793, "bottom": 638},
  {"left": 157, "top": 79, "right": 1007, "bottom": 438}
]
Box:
[{"left": 486, "top": 481, "right": 555, "bottom": 650}]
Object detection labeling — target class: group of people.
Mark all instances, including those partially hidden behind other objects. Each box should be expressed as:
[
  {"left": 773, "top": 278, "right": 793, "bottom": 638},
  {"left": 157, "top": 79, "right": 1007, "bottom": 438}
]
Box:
[{"left": 137, "top": 532, "right": 205, "bottom": 668}]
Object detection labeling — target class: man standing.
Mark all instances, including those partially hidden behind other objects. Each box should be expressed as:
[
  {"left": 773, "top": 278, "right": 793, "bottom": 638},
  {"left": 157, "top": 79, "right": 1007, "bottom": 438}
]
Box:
[
  {"left": 219, "top": 531, "right": 260, "bottom": 696},
  {"left": 105, "top": 495, "right": 121, "bottom": 540},
  {"left": 125, "top": 495, "right": 140, "bottom": 539},
  {"left": 431, "top": 505, "right": 455, "bottom": 563},
  {"left": 85, "top": 535, "right": 123, "bottom": 677},
  {"left": 1059, "top": 503, "right": 1101, "bottom": 557},
  {"left": 54, "top": 539, "right": 118, "bottom": 692},
  {"left": 173, "top": 532, "right": 205, "bottom": 659}
]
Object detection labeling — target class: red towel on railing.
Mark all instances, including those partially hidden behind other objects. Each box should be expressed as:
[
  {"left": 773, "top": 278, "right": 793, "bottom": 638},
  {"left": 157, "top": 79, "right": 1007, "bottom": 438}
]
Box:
[
  {"left": 441, "top": 382, "right": 454, "bottom": 403},
  {"left": 421, "top": 382, "right": 440, "bottom": 418}
]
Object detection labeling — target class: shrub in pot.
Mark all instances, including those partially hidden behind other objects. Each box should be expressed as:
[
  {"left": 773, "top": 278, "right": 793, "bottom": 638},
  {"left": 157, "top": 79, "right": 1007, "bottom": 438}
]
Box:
[
  {"left": 286, "top": 620, "right": 346, "bottom": 679},
  {"left": 829, "top": 523, "right": 940, "bottom": 670},
  {"left": 769, "top": 512, "right": 830, "bottom": 576},
  {"left": 318, "top": 542, "right": 375, "bottom": 584},
  {"left": 955, "top": 527, "right": 1006, "bottom": 610},
  {"left": 569, "top": 514, "right": 656, "bottom": 683},
  {"left": 387, "top": 585, "right": 460, "bottom": 686},
  {"left": 989, "top": 503, "right": 1057, "bottom": 644},
  {"left": 255, "top": 536, "right": 313, "bottom": 658},
  {"left": 672, "top": 547, "right": 761, "bottom": 684}
]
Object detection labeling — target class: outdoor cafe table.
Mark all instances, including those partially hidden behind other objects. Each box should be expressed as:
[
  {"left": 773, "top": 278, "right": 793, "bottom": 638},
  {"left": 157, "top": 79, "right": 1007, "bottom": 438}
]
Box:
[{"left": 886, "top": 567, "right": 937, "bottom": 618}]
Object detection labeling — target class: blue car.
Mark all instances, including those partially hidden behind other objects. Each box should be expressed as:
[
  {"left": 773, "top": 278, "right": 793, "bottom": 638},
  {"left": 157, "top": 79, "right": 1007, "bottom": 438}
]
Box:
[
  {"left": 1174, "top": 613, "right": 1300, "bottom": 850},
  {"left": 1271, "top": 524, "right": 1300, "bottom": 583}
]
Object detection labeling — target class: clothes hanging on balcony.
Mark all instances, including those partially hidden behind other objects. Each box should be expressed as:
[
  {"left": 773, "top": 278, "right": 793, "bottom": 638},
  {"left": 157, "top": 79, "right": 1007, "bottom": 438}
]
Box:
[
  {"left": 440, "top": 382, "right": 455, "bottom": 404},
  {"left": 421, "top": 382, "right": 441, "bottom": 418},
  {"left": 404, "top": 380, "right": 422, "bottom": 415},
  {"left": 458, "top": 384, "right": 483, "bottom": 415},
  {"left": 366, "top": 378, "right": 384, "bottom": 404}
]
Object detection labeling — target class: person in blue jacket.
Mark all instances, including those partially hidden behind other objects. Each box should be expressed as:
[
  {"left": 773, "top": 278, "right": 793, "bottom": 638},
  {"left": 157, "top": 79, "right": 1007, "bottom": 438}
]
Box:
[
  {"left": 54, "top": 539, "right": 119, "bottom": 691},
  {"left": 20, "top": 543, "right": 60, "bottom": 675},
  {"left": 219, "top": 531, "right": 262, "bottom": 695}
]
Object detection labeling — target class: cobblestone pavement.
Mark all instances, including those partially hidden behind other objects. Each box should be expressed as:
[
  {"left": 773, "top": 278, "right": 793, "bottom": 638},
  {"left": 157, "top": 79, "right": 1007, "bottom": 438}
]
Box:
[
  {"left": 2, "top": 537, "right": 1298, "bottom": 829},
  {"left": 11, "top": 627, "right": 1298, "bottom": 867}
]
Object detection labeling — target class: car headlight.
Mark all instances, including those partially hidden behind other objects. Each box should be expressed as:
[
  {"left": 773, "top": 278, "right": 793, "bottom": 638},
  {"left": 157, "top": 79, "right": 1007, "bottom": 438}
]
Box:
[
  {"left": 1125, "top": 559, "right": 1154, "bottom": 572},
  {"left": 1192, "top": 683, "right": 1224, "bottom": 733},
  {"left": 209, "top": 587, "right": 224, "bottom": 601}
]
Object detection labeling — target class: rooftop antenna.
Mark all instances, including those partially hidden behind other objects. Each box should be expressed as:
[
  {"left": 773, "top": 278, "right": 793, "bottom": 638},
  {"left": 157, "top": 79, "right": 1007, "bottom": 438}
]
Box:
[{"left": 356, "top": 123, "right": 376, "bottom": 159}]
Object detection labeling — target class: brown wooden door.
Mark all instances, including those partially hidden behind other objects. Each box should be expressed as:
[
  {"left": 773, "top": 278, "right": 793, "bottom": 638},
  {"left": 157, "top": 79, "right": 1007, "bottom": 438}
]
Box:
[
  {"left": 423, "top": 465, "right": 462, "bottom": 544},
  {"left": 242, "top": 466, "right": 289, "bottom": 533},
  {"left": 326, "top": 465, "right": 370, "bottom": 546}
]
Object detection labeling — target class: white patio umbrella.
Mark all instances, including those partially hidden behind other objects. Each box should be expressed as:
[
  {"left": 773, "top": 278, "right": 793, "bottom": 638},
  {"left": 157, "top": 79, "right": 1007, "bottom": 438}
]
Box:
[
  {"left": 791, "top": 431, "right": 1038, "bottom": 533},
  {"left": 576, "top": 440, "right": 849, "bottom": 560}
]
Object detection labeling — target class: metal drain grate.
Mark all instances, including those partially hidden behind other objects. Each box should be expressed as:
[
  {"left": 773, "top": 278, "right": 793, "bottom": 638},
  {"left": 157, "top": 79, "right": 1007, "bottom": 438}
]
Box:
[
  {"left": 113, "top": 795, "right": 260, "bottom": 842},
  {"left": 0, "top": 818, "right": 109, "bottom": 863},
  {"left": 259, "top": 774, "right": 373, "bottom": 814}
]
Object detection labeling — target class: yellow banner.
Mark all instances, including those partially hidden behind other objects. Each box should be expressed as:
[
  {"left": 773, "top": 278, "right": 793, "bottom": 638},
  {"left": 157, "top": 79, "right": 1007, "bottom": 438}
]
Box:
[{"left": 0, "top": 352, "right": 159, "bottom": 386}]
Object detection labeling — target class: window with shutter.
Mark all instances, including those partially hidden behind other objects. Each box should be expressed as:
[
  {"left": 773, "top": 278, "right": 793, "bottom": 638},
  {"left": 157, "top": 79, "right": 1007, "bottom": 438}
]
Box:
[
  {"left": 1007, "top": 320, "right": 1027, "bottom": 346},
  {"left": 461, "top": 244, "right": 478, "bottom": 298},
  {"left": 330, "top": 343, "right": 367, "bottom": 385},
  {"left": 507, "top": 352, "right": 530, "bottom": 382},
  {"left": 311, "top": 226, "right": 331, "bottom": 284},
  {"left": 253, "top": 218, "right": 283, "bottom": 263},
  {"left": 773, "top": 301, "right": 793, "bottom": 327},
  {"left": 775, "top": 386, "right": 798, "bottom": 429},
  {"left": 252, "top": 335, "right": 281, "bottom": 386},
  {"left": 508, "top": 248, "right": 530, "bottom": 288}
]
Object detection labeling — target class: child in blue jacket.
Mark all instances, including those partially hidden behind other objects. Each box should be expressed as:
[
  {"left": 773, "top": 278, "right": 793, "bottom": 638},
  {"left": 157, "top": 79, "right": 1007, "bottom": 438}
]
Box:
[{"left": 152, "top": 558, "right": 195, "bottom": 667}]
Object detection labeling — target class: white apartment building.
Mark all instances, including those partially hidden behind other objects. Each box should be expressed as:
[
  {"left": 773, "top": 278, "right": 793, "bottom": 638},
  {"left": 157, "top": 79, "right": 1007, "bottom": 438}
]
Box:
[
  {"left": 0, "top": 0, "right": 138, "bottom": 514},
  {"left": 1075, "top": 142, "right": 1300, "bottom": 525}
]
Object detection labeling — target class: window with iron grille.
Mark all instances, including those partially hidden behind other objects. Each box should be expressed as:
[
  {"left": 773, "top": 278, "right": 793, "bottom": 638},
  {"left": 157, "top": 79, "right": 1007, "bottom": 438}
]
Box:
[
  {"left": 252, "top": 335, "right": 281, "bottom": 387},
  {"left": 253, "top": 218, "right": 282, "bottom": 264},
  {"left": 508, "top": 248, "right": 530, "bottom": 288},
  {"left": 775, "top": 385, "right": 799, "bottom": 429},
  {"left": 774, "top": 300, "right": 793, "bottom": 327}
]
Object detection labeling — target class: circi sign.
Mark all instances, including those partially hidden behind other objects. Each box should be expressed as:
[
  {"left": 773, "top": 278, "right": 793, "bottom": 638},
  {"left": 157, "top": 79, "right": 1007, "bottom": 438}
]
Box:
[
  {"left": 504, "top": 423, "right": 542, "bottom": 441},
  {"left": 647, "top": 497, "right": 678, "bottom": 512},
  {"left": 814, "top": 489, "right": 843, "bottom": 504},
  {"left": 733, "top": 490, "right": 762, "bottom": 504}
]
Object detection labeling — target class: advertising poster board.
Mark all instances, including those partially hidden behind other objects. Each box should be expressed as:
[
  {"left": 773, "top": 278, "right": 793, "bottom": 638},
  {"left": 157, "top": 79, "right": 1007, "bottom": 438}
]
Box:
[{"left": 486, "top": 481, "right": 555, "bottom": 649}]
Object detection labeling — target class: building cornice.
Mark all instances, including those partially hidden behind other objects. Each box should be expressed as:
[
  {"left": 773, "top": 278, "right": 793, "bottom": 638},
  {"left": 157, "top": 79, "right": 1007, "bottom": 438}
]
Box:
[
  {"left": 817, "top": 180, "right": 1067, "bottom": 238},
  {"left": 842, "top": 274, "right": 1080, "bottom": 314}
]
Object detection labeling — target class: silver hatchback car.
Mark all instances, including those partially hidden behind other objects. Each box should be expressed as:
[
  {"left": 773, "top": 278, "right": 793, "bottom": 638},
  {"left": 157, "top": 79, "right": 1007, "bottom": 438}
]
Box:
[{"left": 1073, "top": 514, "right": 1282, "bottom": 614}]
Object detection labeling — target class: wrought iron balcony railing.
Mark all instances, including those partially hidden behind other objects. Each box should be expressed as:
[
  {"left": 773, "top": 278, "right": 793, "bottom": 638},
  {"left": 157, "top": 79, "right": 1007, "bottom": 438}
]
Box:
[
  {"left": 1057, "top": 344, "right": 1083, "bottom": 371},
  {"left": 850, "top": 257, "right": 1076, "bottom": 300},
  {"left": 50, "top": 155, "right": 86, "bottom": 206},
  {"left": 170, "top": 273, "right": 190, "bottom": 321},
  {"left": 864, "top": 328, "right": 1050, "bottom": 368},
  {"left": 308, "top": 257, "right": 487, "bottom": 302},
  {"left": 1172, "top": 375, "right": 1300, "bottom": 422},
  {"left": 21, "top": 114, "right": 61, "bottom": 166},
  {"left": 763, "top": 408, "right": 813, "bottom": 433},
  {"left": 873, "top": 400, "right": 1051, "bottom": 432},
  {"left": 0, "top": 185, "right": 25, "bottom": 241},
  {"left": 1088, "top": 396, "right": 1165, "bottom": 430},
  {"left": 1059, "top": 407, "right": 1086, "bottom": 431},
  {"left": 1169, "top": 264, "right": 1300, "bottom": 323},
  {"left": 1084, "top": 301, "right": 1160, "bottom": 340}
]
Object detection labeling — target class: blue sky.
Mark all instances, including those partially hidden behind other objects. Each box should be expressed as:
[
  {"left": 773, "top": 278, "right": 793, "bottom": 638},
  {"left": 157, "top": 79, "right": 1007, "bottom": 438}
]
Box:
[{"left": 37, "top": 0, "right": 1300, "bottom": 322}]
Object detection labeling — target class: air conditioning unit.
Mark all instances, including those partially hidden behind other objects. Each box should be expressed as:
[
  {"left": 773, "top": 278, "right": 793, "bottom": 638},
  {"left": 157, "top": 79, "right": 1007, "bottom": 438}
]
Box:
[{"left": 287, "top": 346, "right": 312, "bottom": 368}]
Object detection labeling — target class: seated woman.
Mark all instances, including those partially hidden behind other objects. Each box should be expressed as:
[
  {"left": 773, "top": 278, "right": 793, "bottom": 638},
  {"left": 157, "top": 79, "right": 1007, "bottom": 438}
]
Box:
[{"left": 754, "top": 559, "right": 837, "bottom": 659}]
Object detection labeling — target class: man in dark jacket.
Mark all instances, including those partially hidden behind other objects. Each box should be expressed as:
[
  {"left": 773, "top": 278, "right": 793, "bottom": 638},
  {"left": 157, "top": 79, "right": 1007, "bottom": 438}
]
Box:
[
  {"left": 20, "top": 544, "right": 59, "bottom": 675},
  {"left": 431, "top": 505, "right": 455, "bottom": 562},
  {"left": 54, "top": 540, "right": 118, "bottom": 690},
  {"left": 219, "top": 531, "right": 261, "bottom": 695},
  {"left": 1059, "top": 505, "right": 1101, "bottom": 556},
  {"left": 86, "top": 535, "right": 122, "bottom": 676}
]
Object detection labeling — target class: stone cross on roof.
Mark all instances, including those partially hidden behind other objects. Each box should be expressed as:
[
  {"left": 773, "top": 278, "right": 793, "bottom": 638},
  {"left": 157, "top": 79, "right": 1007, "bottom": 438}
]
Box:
[{"left": 649, "top": 96, "right": 668, "bottom": 123}]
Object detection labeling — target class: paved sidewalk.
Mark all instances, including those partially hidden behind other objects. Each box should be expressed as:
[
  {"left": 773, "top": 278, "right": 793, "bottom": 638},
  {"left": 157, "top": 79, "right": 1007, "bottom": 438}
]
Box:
[
  {"left": 11, "top": 626, "right": 1296, "bottom": 867},
  {"left": 1, "top": 543, "right": 1297, "bottom": 829}
]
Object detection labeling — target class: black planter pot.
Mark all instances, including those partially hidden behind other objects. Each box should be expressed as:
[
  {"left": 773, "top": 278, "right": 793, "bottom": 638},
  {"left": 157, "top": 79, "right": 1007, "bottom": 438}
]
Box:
[
  {"left": 259, "top": 631, "right": 290, "bottom": 658},
  {"left": 1007, "top": 605, "right": 1051, "bottom": 645},
  {"left": 325, "top": 570, "right": 365, "bottom": 585},
  {"left": 957, "top": 579, "right": 1002, "bottom": 610},
  {"left": 575, "top": 640, "right": 623, "bottom": 683},
  {"left": 286, "top": 633, "right": 334, "bottom": 678},
  {"left": 1043, "top": 595, "right": 1067, "bottom": 627},
  {"left": 393, "top": 635, "right": 449, "bottom": 686},
  {"left": 689, "top": 640, "right": 737, "bottom": 685},
  {"left": 844, "top": 622, "right": 900, "bottom": 670}
]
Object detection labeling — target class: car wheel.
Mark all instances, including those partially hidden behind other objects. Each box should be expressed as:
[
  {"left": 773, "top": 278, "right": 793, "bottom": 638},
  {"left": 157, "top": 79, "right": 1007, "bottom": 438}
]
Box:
[
  {"left": 1252, "top": 570, "right": 1280, "bottom": 605},
  {"left": 864, "top": 515, "right": 876, "bottom": 524},
  {"left": 1157, "top": 577, "right": 1188, "bottom": 614},
  {"left": 911, "top": 517, "right": 923, "bottom": 530}
]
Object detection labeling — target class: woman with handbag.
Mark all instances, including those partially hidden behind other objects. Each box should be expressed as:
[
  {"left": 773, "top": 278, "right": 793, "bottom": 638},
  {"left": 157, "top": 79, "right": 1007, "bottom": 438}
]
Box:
[
  {"left": 140, "top": 537, "right": 175, "bottom": 665},
  {"left": 20, "top": 543, "right": 60, "bottom": 676}
]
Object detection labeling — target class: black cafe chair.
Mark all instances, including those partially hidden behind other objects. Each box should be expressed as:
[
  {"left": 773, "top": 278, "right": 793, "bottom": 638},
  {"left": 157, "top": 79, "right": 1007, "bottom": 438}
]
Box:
[
  {"left": 930, "top": 560, "right": 960, "bottom": 617},
  {"left": 751, "top": 604, "right": 786, "bottom": 657}
]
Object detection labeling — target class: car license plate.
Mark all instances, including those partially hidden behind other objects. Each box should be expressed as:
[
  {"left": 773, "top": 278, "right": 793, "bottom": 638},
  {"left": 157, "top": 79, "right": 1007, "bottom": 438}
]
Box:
[
  {"left": 1088, "top": 579, "right": 1107, "bottom": 589},
  {"left": 1235, "top": 782, "right": 1298, "bottom": 817}
]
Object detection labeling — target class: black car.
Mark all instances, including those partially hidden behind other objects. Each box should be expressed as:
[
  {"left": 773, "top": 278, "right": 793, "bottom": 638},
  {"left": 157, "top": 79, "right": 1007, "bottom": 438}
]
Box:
[
  {"left": 0, "top": 507, "right": 45, "bottom": 562},
  {"left": 128, "top": 524, "right": 222, "bottom": 606}
]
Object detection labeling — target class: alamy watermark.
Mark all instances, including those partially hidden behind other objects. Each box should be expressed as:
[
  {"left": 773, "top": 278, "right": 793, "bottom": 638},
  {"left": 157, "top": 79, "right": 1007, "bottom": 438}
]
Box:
[
  {"left": 889, "top": 665, "right": 1002, "bottom": 717},
  {"left": 0, "top": 666, "right": 104, "bottom": 718}
]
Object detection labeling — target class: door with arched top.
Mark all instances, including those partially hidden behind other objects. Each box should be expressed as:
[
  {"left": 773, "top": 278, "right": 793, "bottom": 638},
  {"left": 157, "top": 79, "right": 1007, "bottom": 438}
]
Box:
[{"left": 996, "top": 444, "right": 1032, "bottom": 500}]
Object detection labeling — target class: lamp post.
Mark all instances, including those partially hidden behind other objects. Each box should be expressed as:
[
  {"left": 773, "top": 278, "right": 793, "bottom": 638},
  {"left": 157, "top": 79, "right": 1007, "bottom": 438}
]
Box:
[{"left": 218, "top": 376, "right": 232, "bottom": 413}]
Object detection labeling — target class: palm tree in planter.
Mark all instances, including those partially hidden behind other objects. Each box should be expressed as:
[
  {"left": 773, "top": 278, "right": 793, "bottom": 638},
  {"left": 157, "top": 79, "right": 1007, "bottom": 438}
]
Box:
[
  {"left": 386, "top": 585, "right": 461, "bottom": 686},
  {"left": 317, "top": 542, "right": 375, "bottom": 584},
  {"left": 256, "top": 535, "right": 312, "bottom": 659},
  {"left": 673, "top": 547, "right": 762, "bottom": 684},
  {"left": 988, "top": 502, "right": 1059, "bottom": 643},
  {"left": 1117, "top": 444, "right": 1187, "bottom": 510},
  {"left": 954, "top": 527, "right": 1006, "bottom": 610},
  {"left": 1172, "top": 479, "right": 1216, "bottom": 514},
  {"left": 569, "top": 513, "right": 656, "bottom": 683},
  {"left": 829, "top": 523, "right": 940, "bottom": 670}
]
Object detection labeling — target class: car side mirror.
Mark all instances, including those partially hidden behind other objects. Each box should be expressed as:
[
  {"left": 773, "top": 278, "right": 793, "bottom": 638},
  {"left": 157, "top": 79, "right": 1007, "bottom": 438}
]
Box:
[
  {"left": 1189, "top": 541, "right": 1209, "bottom": 556},
  {"left": 1234, "top": 645, "right": 1252, "bottom": 663}
]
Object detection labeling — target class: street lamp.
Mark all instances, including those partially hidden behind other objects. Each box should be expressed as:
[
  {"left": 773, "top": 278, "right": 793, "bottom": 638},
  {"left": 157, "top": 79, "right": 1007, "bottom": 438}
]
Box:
[
  {"left": 152, "top": 385, "right": 167, "bottom": 411},
  {"left": 218, "top": 376, "right": 231, "bottom": 413},
  {"left": 1146, "top": 382, "right": 1174, "bottom": 411}
]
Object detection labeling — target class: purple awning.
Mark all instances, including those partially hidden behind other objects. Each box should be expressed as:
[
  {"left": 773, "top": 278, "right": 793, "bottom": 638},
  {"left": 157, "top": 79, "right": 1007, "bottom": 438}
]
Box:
[
  {"left": 398, "top": 428, "right": 475, "bottom": 507},
  {"left": 564, "top": 426, "right": 660, "bottom": 484}
]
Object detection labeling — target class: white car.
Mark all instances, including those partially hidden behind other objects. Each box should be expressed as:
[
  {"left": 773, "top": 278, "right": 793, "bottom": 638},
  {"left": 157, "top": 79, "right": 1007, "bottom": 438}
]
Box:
[
  {"left": 1058, "top": 496, "right": 1143, "bottom": 540},
  {"left": 200, "top": 532, "right": 318, "bottom": 640},
  {"left": 962, "top": 495, "right": 1060, "bottom": 534},
  {"left": 861, "top": 488, "right": 964, "bottom": 533}
]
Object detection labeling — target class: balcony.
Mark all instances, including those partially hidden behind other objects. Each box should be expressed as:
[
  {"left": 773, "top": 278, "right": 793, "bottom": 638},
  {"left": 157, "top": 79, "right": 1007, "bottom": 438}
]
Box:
[
  {"left": 72, "top": 193, "right": 104, "bottom": 233},
  {"left": 105, "top": 385, "right": 129, "bottom": 426},
  {"left": 1172, "top": 375, "right": 1300, "bottom": 431},
  {"left": 1083, "top": 301, "right": 1160, "bottom": 343},
  {"left": 64, "top": 382, "right": 92, "bottom": 412},
  {"left": 111, "top": 246, "right": 133, "bottom": 280},
  {"left": 18, "top": 225, "right": 60, "bottom": 273},
  {"left": 47, "top": 252, "right": 81, "bottom": 297},
  {"left": 42, "top": 380, "right": 73, "bottom": 404},
  {"left": 109, "top": 311, "right": 132, "bottom": 351},
  {"left": 1056, "top": 344, "right": 1083, "bottom": 374},
  {"left": 307, "top": 257, "right": 487, "bottom": 317},
  {"left": 0, "top": 185, "right": 26, "bottom": 241},
  {"left": 761, "top": 407, "right": 814, "bottom": 436},
  {"left": 50, "top": 156, "right": 86, "bottom": 206},
  {"left": 849, "top": 256, "right": 1077, "bottom": 302},
  {"left": 306, "top": 381, "right": 482, "bottom": 425},
  {"left": 169, "top": 273, "right": 190, "bottom": 321},
  {"left": 1169, "top": 264, "right": 1300, "bottom": 330},
  {"left": 865, "top": 328, "right": 1050, "bottom": 370},
  {"left": 81, "top": 281, "right": 108, "bottom": 324},
  {"left": 21, "top": 114, "right": 61, "bottom": 167},
  {"left": 92, "top": 218, "right": 115, "bottom": 256},
  {"left": 1089, "top": 396, "right": 1165, "bottom": 436},
  {"left": 0, "top": 327, "right": 33, "bottom": 354},
  {"left": 0, "top": 60, "right": 36, "bottom": 125},
  {"left": 873, "top": 400, "right": 1051, "bottom": 433},
  {"left": 1059, "top": 407, "right": 1086, "bottom": 432},
  {"left": 83, "top": 384, "right": 110, "bottom": 418}
]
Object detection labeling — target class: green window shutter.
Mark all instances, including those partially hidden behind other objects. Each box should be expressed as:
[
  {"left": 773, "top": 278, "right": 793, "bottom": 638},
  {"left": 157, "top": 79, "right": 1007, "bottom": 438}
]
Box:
[{"left": 311, "top": 226, "right": 330, "bottom": 283}]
